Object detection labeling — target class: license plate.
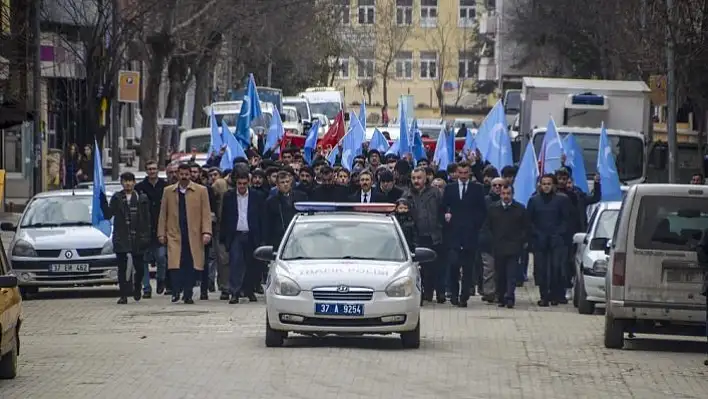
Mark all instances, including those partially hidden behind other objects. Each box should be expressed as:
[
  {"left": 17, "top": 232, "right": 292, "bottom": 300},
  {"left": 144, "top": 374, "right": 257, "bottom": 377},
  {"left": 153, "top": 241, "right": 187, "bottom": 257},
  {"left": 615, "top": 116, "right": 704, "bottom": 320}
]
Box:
[
  {"left": 49, "top": 264, "right": 90, "bottom": 273},
  {"left": 314, "top": 303, "right": 364, "bottom": 316}
]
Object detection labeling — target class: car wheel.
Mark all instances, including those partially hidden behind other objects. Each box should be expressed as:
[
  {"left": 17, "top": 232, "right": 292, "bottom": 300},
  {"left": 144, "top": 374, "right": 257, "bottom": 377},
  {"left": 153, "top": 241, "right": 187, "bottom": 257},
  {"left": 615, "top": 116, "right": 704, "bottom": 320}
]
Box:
[
  {"left": 572, "top": 276, "right": 579, "bottom": 308},
  {"left": 400, "top": 320, "right": 420, "bottom": 349},
  {"left": 265, "top": 314, "right": 286, "bottom": 348},
  {"left": 19, "top": 287, "right": 38, "bottom": 300},
  {"left": 603, "top": 313, "right": 625, "bottom": 349},
  {"left": 577, "top": 280, "right": 596, "bottom": 315},
  {"left": 0, "top": 328, "right": 19, "bottom": 379}
]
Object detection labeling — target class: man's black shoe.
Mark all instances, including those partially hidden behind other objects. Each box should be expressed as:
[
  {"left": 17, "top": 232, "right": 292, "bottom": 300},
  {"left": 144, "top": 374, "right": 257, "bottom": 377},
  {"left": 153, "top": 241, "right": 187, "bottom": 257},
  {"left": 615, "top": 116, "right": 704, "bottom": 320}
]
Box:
[
  {"left": 255, "top": 285, "right": 264, "bottom": 294},
  {"left": 171, "top": 295, "right": 180, "bottom": 303},
  {"left": 247, "top": 294, "right": 257, "bottom": 302},
  {"left": 208, "top": 282, "right": 216, "bottom": 292},
  {"left": 117, "top": 297, "right": 128, "bottom": 304},
  {"left": 558, "top": 298, "right": 568, "bottom": 305},
  {"left": 200, "top": 293, "right": 208, "bottom": 300},
  {"left": 184, "top": 298, "right": 194, "bottom": 304},
  {"left": 220, "top": 292, "right": 230, "bottom": 300},
  {"left": 457, "top": 300, "right": 468, "bottom": 308},
  {"left": 229, "top": 297, "right": 239, "bottom": 304},
  {"left": 450, "top": 298, "right": 459, "bottom": 306},
  {"left": 506, "top": 302, "right": 515, "bottom": 309},
  {"left": 156, "top": 281, "right": 165, "bottom": 294},
  {"left": 143, "top": 291, "right": 152, "bottom": 299},
  {"left": 497, "top": 302, "right": 506, "bottom": 307},
  {"left": 436, "top": 297, "right": 446, "bottom": 304},
  {"left": 550, "top": 300, "right": 559, "bottom": 306},
  {"left": 516, "top": 281, "right": 524, "bottom": 287},
  {"left": 133, "top": 289, "right": 142, "bottom": 302},
  {"left": 164, "top": 289, "right": 173, "bottom": 296},
  {"left": 537, "top": 300, "right": 549, "bottom": 307}
]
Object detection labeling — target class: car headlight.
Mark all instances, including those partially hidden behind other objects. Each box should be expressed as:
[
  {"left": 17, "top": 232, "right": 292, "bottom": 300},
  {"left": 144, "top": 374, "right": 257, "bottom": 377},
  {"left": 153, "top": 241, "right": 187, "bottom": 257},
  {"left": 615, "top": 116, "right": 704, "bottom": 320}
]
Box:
[
  {"left": 101, "top": 240, "right": 114, "bottom": 255},
  {"left": 592, "top": 260, "right": 608, "bottom": 274},
  {"left": 385, "top": 276, "right": 414, "bottom": 297},
  {"left": 272, "top": 275, "right": 301, "bottom": 296},
  {"left": 12, "top": 240, "right": 37, "bottom": 257}
]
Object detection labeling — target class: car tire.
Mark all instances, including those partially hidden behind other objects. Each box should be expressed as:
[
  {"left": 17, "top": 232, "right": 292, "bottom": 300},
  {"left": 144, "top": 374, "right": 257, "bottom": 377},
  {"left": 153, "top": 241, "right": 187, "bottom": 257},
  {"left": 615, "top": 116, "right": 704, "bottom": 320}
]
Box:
[
  {"left": 265, "top": 314, "right": 286, "bottom": 348},
  {"left": 572, "top": 277, "right": 579, "bottom": 308},
  {"left": 604, "top": 313, "right": 625, "bottom": 349},
  {"left": 0, "top": 328, "right": 19, "bottom": 379},
  {"left": 577, "top": 281, "right": 596, "bottom": 315},
  {"left": 400, "top": 320, "right": 421, "bottom": 349}
]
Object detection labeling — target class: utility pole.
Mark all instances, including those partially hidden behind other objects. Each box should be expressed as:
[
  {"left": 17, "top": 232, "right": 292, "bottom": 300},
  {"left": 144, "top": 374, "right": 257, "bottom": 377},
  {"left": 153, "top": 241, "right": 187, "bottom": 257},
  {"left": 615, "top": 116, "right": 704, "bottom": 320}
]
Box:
[
  {"left": 666, "top": 0, "right": 678, "bottom": 183},
  {"left": 495, "top": 4, "right": 503, "bottom": 97},
  {"left": 32, "top": 0, "right": 42, "bottom": 196},
  {"left": 111, "top": 0, "right": 120, "bottom": 180}
]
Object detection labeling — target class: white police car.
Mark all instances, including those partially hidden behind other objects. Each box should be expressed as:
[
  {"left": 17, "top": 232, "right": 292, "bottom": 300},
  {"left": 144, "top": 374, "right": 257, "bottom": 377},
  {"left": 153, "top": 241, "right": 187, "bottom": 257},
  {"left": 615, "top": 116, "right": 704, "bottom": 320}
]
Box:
[{"left": 254, "top": 202, "right": 436, "bottom": 348}]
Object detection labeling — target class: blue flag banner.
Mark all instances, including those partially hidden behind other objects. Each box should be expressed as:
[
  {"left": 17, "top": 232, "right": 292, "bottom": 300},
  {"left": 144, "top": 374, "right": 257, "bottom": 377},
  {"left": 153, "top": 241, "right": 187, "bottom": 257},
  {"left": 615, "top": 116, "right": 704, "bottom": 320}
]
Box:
[
  {"left": 327, "top": 146, "right": 339, "bottom": 165},
  {"left": 475, "top": 100, "right": 506, "bottom": 160},
  {"left": 220, "top": 124, "right": 247, "bottom": 171},
  {"left": 485, "top": 120, "right": 513, "bottom": 171},
  {"left": 397, "top": 101, "right": 410, "bottom": 156},
  {"left": 411, "top": 120, "right": 426, "bottom": 163},
  {"left": 433, "top": 128, "right": 450, "bottom": 171},
  {"left": 540, "top": 117, "right": 564, "bottom": 173},
  {"left": 210, "top": 108, "right": 223, "bottom": 154},
  {"left": 264, "top": 106, "right": 284, "bottom": 155},
  {"left": 386, "top": 138, "right": 400, "bottom": 156},
  {"left": 562, "top": 134, "right": 590, "bottom": 193},
  {"left": 303, "top": 119, "right": 321, "bottom": 165},
  {"left": 91, "top": 140, "right": 111, "bottom": 237},
  {"left": 369, "top": 128, "right": 390, "bottom": 153},
  {"left": 514, "top": 142, "right": 539, "bottom": 206},
  {"left": 462, "top": 129, "right": 477, "bottom": 159},
  {"left": 359, "top": 100, "right": 366, "bottom": 129},
  {"left": 235, "top": 73, "right": 262, "bottom": 148},
  {"left": 597, "top": 123, "right": 623, "bottom": 201}
]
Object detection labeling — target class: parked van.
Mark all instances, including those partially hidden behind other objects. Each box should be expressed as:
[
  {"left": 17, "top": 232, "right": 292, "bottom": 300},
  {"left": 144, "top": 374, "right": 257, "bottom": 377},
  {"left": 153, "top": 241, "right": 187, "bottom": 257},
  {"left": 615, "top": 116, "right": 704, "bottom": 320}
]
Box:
[{"left": 605, "top": 184, "right": 708, "bottom": 349}]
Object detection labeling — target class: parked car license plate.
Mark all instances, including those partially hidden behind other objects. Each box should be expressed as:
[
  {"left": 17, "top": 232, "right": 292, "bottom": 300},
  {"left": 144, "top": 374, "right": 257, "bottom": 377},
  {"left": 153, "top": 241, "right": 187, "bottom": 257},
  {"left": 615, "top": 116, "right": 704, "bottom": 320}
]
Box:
[
  {"left": 49, "top": 264, "right": 90, "bottom": 273},
  {"left": 314, "top": 303, "right": 364, "bottom": 316}
]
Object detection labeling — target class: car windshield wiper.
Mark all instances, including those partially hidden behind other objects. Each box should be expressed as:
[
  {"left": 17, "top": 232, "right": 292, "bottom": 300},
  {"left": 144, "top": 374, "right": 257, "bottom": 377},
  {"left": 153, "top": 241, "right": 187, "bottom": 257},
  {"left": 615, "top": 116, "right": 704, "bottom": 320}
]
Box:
[{"left": 21, "top": 221, "right": 92, "bottom": 228}]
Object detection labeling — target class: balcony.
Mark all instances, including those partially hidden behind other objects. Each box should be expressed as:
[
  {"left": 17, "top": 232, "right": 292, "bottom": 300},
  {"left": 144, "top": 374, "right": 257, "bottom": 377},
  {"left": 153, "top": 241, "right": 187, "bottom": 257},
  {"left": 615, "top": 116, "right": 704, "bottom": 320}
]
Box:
[
  {"left": 478, "top": 12, "right": 497, "bottom": 35},
  {"left": 478, "top": 57, "right": 496, "bottom": 81}
]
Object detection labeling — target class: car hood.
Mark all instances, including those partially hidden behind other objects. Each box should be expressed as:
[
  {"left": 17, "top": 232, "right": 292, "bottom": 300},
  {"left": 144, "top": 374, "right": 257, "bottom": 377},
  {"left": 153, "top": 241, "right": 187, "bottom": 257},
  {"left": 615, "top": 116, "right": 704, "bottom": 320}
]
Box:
[
  {"left": 276, "top": 259, "right": 412, "bottom": 290},
  {"left": 16, "top": 226, "right": 111, "bottom": 249}
]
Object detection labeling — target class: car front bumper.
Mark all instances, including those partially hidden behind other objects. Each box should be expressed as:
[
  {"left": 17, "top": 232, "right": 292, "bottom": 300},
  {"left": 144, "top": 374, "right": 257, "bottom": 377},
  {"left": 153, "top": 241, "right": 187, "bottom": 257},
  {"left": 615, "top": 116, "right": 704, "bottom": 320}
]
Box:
[
  {"left": 10, "top": 257, "right": 119, "bottom": 287},
  {"left": 583, "top": 274, "right": 606, "bottom": 303},
  {"left": 266, "top": 291, "right": 420, "bottom": 334}
]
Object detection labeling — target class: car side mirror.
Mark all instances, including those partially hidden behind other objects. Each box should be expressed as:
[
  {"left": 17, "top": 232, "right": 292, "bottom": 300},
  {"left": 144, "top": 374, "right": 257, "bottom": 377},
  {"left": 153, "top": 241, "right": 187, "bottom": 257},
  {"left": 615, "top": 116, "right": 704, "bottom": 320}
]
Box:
[
  {"left": 572, "top": 233, "right": 587, "bottom": 245},
  {"left": 589, "top": 237, "right": 609, "bottom": 251},
  {"left": 0, "top": 275, "right": 18, "bottom": 288},
  {"left": 0, "top": 222, "right": 16, "bottom": 232},
  {"left": 253, "top": 245, "right": 275, "bottom": 262},
  {"left": 413, "top": 247, "right": 437, "bottom": 263},
  {"left": 604, "top": 239, "right": 613, "bottom": 255}
]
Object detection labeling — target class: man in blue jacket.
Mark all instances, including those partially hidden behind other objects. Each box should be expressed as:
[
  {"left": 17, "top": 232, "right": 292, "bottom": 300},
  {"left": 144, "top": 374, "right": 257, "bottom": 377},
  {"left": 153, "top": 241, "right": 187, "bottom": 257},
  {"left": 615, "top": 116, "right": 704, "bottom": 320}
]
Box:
[{"left": 527, "top": 174, "right": 572, "bottom": 307}]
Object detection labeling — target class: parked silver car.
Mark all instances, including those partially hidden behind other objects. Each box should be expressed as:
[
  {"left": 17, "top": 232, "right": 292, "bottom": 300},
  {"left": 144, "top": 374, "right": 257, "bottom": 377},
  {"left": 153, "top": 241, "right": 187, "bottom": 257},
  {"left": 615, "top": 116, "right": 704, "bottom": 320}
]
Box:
[{"left": 1, "top": 190, "right": 119, "bottom": 297}]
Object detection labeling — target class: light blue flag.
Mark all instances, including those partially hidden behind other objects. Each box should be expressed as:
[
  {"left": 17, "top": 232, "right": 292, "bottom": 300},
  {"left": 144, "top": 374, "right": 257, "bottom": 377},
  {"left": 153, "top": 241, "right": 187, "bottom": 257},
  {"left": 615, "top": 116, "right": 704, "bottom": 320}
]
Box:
[
  {"left": 359, "top": 100, "right": 366, "bottom": 129},
  {"left": 462, "top": 129, "right": 477, "bottom": 160},
  {"left": 341, "top": 125, "right": 364, "bottom": 171},
  {"left": 563, "top": 134, "right": 590, "bottom": 193},
  {"left": 369, "top": 128, "right": 390, "bottom": 153},
  {"left": 474, "top": 100, "right": 506, "bottom": 159},
  {"left": 386, "top": 139, "right": 400, "bottom": 156},
  {"left": 264, "top": 106, "right": 284, "bottom": 155},
  {"left": 432, "top": 128, "right": 449, "bottom": 171},
  {"left": 91, "top": 140, "right": 111, "bottom": 237},
  {"left": 327, "top": 146, "right": 339, "bottom": 165},
  {"left": 410, "top": 120, "right": 426, "bottom": 162},
  {"left": 348, "top": 110, "right": 366, "bottom": 156},
  {"left": 513, "top": 142, "right": 539, "bottom": 206},
  {"left": 447, "top": 127, "right": 455, "bottom": 162},
  {"left": 220, "top": 125, "right": 247, "bottom": 171},
  {"left": 485, "top": 121, "right": 513, "bottom": 171},
  {"left": 397, "top": 101, "right": 410, "bottom": 156},
  {"left": 210, "top": 108, "right": 223, "bottom": 153},
  {"left": 235, "top": 73, "right": 262, "bottom": 148},
  {"left": 303, "top": 119, "right": 321, "bottom": 165},
  {"left": 541, "top": 117, "right": 564, "bottom": 173},
  {"left": 597, "top": 123, "right": 623, "bottom": 201}
]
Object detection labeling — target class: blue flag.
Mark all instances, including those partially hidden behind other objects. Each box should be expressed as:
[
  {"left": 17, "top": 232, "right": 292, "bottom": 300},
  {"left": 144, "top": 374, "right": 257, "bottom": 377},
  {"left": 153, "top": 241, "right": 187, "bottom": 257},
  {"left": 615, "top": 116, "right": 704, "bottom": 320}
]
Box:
[
  {"left": 411, "top": 120, "right": 426, "bottom": 163},
  {"left": 447, "top": 127, "right": 455, "bottom": 162},
  {"left": 540, "top": 117, "right": 564, "bottom": 173},
  {"left": 475, "top": 100, "right": 506, "bottom": 159},
  {"left": 432, "top": 128, "right": 450, "bottom": 171},
  {"left": 303, "top": 119, "right": 321, "bottom": 165},
  {"left": 386, "top": 139, "right": 400, "bottom": 156},
  {"left": 340, "top": 120, "right": 365, "bottom": 171},
  {"left": 369, "top": 128, "right": 390, "bottom": 153},
  {"left": 462, "top": 129, "right": 477, "bottom": 160},
  {"left": 327, "top": 146, "right": 339, "bottom": 165},
  {"left": 485, "top": 120, "right": 513, "bottom": 171},
  {"left": 210, "top": 108, "right": 223, "bottom": 153},
  {"left": 513, "top": 142, "right": 539, "bottom": 206},
  {"left": 397, "top": 101, "right": 410, "bottom": 156},
  {"left": 91, "top": 140, "right": 111, "bottom": 237},
  {"left": 359, "top": 100, "right": 366, "bottom": 129},
  {"left": 264, "top": 106, "right": 284, "bottom": 155},
  {"left": 220, "top": 124, "right": 247, "bottom": 171},
  {"left": 235, "top": 73, "right": 262, "bottom": 148},
  {"left": 597, "top": 123, "right": 623, "bottom": 201},
  {"left": 562, "top": 134, "right": 589, "bottom": 193}
]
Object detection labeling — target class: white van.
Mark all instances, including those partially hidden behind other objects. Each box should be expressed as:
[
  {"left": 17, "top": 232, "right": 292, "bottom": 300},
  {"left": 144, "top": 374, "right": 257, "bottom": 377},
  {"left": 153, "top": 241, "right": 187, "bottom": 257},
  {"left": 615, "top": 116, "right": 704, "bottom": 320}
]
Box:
[
  {"left": 298, "top": 87, "right": 345, "bottom": 125},
  {"left": 604, "top": 184, "right": 708, "bottom": 349},
  {"left": 283, "top": 96, "right": 312, "bottom": 126}
]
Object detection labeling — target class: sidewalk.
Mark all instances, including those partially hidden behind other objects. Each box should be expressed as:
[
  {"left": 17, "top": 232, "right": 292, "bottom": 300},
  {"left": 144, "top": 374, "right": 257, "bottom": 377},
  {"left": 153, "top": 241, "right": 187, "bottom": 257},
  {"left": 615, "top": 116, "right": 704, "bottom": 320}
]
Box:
[{"left": 0, "top": 212, "right": 21, "bottom": 224}]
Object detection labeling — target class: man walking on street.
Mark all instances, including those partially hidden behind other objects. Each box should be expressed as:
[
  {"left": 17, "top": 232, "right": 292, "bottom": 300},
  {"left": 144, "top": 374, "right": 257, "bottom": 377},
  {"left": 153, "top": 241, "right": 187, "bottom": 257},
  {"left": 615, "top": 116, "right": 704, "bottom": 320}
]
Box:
[
  {"left": 158, "top": 163, "right": 213, "bottom": 304},
  {"left": 483, "top": 184, "right": 529, "bottom": 308},
  {"left": 479, "top": 177, "right": 504, "bottom": 303},
  {"left": 100, "top": 172, "right": 152, "bottom": 304},
  {"left": 265, "top": 171, "right": 308, "bottom": 247},
  {"left": 220, "top": 169, "right": 267, "bottom": 304},
  {"left": 135, "top": 160, "right": 167, "bottom": 298}
]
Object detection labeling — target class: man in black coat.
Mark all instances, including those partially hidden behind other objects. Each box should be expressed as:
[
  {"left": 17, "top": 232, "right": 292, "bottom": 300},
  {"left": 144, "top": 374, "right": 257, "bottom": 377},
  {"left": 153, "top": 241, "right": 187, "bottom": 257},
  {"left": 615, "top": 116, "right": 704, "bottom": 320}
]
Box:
[
  {"left": 441, "top": 161, "right": 487, "bottom": 307},
  {"left": 265, "top": 170, "right": 308, "bottom": 247},
  {"left": 220, "top": 169, "right": 267, "bottom": 304},
  {"left": 100, "top": 172, "right": 152, "bottom": 304},
  {"left": 310, "top": 165, "right": 347, "bottom": 202},
  {"left": 134, "top": 160, "right": 167, "bottom": 297},
  {"left": 482, "top": 184, "right": 529, "bottom": 308},
  {"left": 348, "top": 170, "right": 386, "bottom": 203},
  {"left": 377, "top": 170, "right": 404, "bottom": 203}
]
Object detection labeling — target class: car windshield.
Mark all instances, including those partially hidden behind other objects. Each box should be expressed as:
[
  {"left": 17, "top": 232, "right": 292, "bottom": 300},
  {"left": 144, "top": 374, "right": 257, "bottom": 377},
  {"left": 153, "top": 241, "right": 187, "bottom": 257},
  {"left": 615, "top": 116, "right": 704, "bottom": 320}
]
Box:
[
  {"left": 285, "top": 102, "right": 310, "bottom": 120},
  {"left": 504, "top": 91, "right": 521, "bottom": 113},
  {"left": 634, "top": 195, "right": 708, "bottom": 250},
  {"left": 532, "top": 132, "right": 644, "bottom": 182},
  {"left": 309, "top": 102, "right": 340, "bottom": 120},
  {"left": 282, "top": 108, "right": 299, "bottom": 122},
  {"left": 185, "top": 135, "right": 211, "bottom": 153},
  {"left": 280, "top": 221, "right": 407, "bottom": 261},
  {"left": 594, "top": 210, "right": 619, "bottom": 239},
  {"left": 21, "top": 195, "right": 99, "bottom": 227}
]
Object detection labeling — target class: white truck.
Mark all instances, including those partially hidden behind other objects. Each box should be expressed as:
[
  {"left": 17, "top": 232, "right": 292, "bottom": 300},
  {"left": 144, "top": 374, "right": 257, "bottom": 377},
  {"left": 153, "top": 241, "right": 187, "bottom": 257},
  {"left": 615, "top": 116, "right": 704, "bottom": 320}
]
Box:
[
  {"left": 298, "top": 87, "right": 347, "bottom": 126},
  {"left": 518, "top": 77, "right": 651, "bottom": 186}
]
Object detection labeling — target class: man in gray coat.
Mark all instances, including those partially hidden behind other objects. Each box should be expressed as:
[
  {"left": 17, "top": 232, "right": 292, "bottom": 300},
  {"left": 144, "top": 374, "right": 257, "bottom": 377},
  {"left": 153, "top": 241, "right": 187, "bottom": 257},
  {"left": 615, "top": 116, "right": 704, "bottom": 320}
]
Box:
[{"left": 403, "top": 167, "right": 445, "bottom": 303}]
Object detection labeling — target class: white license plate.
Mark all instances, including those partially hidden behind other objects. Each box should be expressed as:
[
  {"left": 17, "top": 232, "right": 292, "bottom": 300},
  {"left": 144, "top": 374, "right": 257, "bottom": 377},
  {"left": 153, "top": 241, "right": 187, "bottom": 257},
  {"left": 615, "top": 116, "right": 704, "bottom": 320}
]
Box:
[{"left": 49, "top": 264, "right": 90, "bottom": 273}]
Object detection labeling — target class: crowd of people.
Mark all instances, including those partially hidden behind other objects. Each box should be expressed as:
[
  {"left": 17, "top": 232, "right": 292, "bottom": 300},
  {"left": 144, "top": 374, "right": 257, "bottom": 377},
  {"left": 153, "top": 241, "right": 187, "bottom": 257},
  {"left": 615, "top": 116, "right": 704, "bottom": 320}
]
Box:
[{"left": 98, "top": 142, "right": 602, "bottom": 308}]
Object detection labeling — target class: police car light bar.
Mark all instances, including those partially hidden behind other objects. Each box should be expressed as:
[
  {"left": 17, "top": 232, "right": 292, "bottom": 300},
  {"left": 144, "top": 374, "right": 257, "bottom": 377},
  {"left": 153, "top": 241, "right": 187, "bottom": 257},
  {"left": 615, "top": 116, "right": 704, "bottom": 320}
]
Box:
[{"left": 294, "top": 202, "right": 397, "bottom": 213}]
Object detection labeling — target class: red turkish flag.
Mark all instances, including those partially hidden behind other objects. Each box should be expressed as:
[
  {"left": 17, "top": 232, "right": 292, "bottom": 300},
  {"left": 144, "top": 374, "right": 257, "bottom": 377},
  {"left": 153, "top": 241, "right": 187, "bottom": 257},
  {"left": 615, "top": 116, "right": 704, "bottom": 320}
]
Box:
[{"left": 318, "top": 111, "right": 345, "bottom": 149}]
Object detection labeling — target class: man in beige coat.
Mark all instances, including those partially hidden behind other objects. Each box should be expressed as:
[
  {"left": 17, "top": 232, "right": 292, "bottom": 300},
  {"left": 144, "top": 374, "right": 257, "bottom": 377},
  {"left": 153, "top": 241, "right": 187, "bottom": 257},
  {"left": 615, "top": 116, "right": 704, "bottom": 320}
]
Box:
[{"left": 158, "top": 163, "right": 213, "bottom": 304}]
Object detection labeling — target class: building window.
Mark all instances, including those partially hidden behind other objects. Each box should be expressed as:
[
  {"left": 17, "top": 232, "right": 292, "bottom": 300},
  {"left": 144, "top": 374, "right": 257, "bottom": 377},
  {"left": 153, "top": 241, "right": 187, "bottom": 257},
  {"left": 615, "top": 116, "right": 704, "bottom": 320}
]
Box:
[
  {"left": 337, "top": 56, "right": 350, "bottom": 79},
  {"left": 419, "top": 51, "right": 437, "bottom": 79},
  {"left": 420, "top": 0, "right": 437, "bottom": 27},
  {"left": 357, "top": 59, "right": 374, "bottom": 78},
  {"left": 339, "top": 0, "right": 350, "bottom": 24},
  {"left": 396, "top": 0, "right": 412, "bottom": 26},
  {"left": 459, "top": 0, "right": 476, "bottom": 27},
  {"left": 395, "top": 51, "right": 413, "bottom": 79},
  {"left": 358, "top": 0, "right": 375, "bottom": 24},
  {"left": 458, "top": 52, "right": 475, "bottom": 79}
]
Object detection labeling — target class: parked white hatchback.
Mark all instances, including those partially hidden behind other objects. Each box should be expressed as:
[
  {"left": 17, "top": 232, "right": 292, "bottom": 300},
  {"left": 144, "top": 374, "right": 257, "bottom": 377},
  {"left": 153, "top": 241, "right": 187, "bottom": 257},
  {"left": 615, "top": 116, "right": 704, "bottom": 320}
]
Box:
[{"left": 255, "top": 203, "right": 435, "bottom": 348}]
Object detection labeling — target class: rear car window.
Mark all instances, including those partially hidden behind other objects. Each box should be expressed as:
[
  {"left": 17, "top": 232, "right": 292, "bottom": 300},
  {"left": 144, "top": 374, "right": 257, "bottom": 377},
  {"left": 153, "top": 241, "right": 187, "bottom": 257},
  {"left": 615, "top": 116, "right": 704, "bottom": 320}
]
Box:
[{"left": 634, "top": 195, "right": 708, "bottom": 251}]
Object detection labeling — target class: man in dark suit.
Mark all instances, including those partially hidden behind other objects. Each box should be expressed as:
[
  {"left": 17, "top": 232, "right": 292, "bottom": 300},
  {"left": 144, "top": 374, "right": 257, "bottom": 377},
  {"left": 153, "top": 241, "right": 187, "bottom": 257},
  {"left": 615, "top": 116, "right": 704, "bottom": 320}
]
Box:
[
  {"left": 265, "top": 170, "right": 308, "bottom": 248},
  {"left": 220, "top": 169, "right": 267, "bottom": 304},
  {"left": 349, "top": 170, "right": 386, "bottom": 203},
  {"left": 442, "top": 161, "right": 487, "bottom": 307}
]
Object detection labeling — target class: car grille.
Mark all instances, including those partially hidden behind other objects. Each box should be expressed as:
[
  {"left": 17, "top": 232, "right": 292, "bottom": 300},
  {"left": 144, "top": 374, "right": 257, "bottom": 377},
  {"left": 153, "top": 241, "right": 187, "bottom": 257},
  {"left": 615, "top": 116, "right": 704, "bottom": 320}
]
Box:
[
  {"left": 34, "top": 249, "right": 103, "bottom": 258},
  {"left": 312, "top": 287, "right": 374, "bottom": 301},
  {"left": 36, "top": 250, "right": 61, "bottom": 257},
  {"left": 77, "top": 248, "right": 102, "bottom": 257}
]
